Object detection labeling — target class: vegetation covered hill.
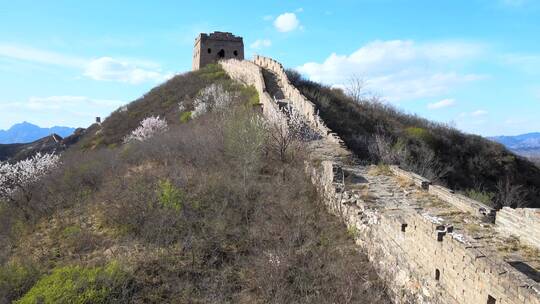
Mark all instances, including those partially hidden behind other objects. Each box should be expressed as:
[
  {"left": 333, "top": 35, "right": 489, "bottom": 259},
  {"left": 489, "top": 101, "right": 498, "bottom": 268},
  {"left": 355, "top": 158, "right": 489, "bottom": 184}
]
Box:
[
  {"left": 0, "top": 65, "right": 388, "bottom": 303},
  {"left": 287, "top": 70, "right": 540, "bottom": 209}
]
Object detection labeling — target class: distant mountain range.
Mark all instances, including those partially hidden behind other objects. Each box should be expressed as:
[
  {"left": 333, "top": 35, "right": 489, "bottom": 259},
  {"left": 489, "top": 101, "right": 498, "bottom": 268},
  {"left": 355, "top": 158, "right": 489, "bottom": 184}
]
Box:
[
  {"left": 489, "top": 132, "right": 540, "bottom": 157},
  {"left": 0, "top": 122, "right": 76, "bottom": 144}
]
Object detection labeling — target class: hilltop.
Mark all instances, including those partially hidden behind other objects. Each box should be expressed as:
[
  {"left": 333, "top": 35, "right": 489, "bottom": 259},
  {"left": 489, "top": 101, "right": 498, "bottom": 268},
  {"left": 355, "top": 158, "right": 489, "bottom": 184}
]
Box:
[{"left": 0, "top": 64, "right": 388, "bottom": 303}]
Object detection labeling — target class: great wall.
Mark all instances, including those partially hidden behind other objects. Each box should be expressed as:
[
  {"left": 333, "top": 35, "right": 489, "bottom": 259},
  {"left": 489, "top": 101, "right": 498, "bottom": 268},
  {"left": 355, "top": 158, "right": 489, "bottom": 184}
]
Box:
[
  {"left": 187, "top": 30, "right": 540, "bottom": 304},
  {"left": 217, "top": 54, "right": 540, "bottom": 304}
]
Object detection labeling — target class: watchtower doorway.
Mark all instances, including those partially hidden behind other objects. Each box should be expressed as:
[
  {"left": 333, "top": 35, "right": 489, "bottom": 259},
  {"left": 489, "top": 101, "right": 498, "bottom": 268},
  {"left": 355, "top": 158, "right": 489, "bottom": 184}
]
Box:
[{"left": 218, "top": 49, "right": 225, "bottom": 58}]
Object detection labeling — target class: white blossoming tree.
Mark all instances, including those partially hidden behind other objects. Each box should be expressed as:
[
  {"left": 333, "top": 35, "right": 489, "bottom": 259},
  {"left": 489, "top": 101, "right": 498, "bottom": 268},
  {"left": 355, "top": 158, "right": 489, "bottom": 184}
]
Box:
[
  {"left": 0, "top": 152, "right": 60, "bottom": 214},
  {"left": 124, "top": 116, "right": 168, "bottom": 143},
  {"left": 192, "top": 83, "right": 235, "bottom": 118},
  {"left": 265, "top": 102, "right": 320, "bottom": 161}
]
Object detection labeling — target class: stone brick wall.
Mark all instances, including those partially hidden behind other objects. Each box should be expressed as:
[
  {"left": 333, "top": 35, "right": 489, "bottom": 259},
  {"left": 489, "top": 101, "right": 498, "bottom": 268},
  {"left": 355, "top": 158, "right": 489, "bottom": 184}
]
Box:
[
  {"left": 219, "top": 59, "right": 282, "bottom": 123},
  {"left": 428, "top": 185, "right": 496, "bottom": 221},
  {"left": 253, "top": 55, "right": 343, "bottom": 145},
  {"left": 390, "top": 165, "right": 496, "bottom": 222},
  {"left": 220, "top": 56, "right": 540, "bottom": 304},
  {"left": 309, "top": 161, "right": 540, "bottom": 304},
  {"left": 390, "top": 165, "right": 431, "bottom": 189},
  {"left": 496, "top": 207, "right": 540, "bottom": 248}
]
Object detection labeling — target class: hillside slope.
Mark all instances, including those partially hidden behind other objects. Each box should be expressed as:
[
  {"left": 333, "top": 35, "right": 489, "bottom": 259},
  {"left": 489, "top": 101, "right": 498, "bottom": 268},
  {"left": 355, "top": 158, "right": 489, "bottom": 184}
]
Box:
[
  {"left": 287, "top": 70, "right": 540, "bottom": 208},
  {"left": 0, "top": 65, "right": 388, "bottom": 303}
]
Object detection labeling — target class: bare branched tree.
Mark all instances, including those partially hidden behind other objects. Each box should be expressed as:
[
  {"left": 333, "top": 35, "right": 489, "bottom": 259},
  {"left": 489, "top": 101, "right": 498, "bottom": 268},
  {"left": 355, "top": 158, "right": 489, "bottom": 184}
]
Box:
[
  {"left": 405, "top": 146, "right": 447, "bottom": 182},
  {"left": 368, "top": 133, "right": 398, "bottom": 164},
  {"left": 495, "top": 177, "right": 529, "bottom": 208},
  {"left": 345, "top": 75, "right": 368, "bottom": 103},
  {"left": 367, "top": 127, "right": 447, "bottom": 182},
  {"left": 265, "top": 103, "right": 319, "bottom": 162}
]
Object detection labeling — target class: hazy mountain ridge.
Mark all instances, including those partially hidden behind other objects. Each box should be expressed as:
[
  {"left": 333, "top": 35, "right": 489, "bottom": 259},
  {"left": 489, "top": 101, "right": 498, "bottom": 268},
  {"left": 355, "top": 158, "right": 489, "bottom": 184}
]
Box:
[
  {"left": 0, "top": 128, "right": 88, "bottom": 162},
  {"left": 489, "top": 132, "right": 540, "bottom": 156},
  {"left": 0, "top": 121, "right": 76, "bottom": 144}
]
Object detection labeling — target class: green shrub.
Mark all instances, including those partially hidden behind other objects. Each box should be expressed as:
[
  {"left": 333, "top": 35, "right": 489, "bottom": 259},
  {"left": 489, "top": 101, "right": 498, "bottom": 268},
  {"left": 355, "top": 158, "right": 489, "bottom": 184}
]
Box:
[
  {"left": 240, "top": 85, "right": 260, "bottom": 106},
  {"left": 62, "top": 225, "right": 82, "bottom": 238},
  {"left": 404, "top": 127, "right": 433, "bottom": 144},
  {"left": 347, "top": 226, "right": 359, "bottom": 239},
  {"left": 0, "top": 262, "right": 40, "bottom": 302},
  {"left": 16, "top": 262, "right": 131, "bottom": 304},
  {"left": 157, "top": 179, "right": 184, "bottom": 211},
  {"left": 464, "top": 189, "right": 495, "bottom": 206},
  {"left": 179, "top": 111, "right": 192, "bottom": 123},
  {"left": 196, "top": 63, "right": 228, "bottom": 80}
]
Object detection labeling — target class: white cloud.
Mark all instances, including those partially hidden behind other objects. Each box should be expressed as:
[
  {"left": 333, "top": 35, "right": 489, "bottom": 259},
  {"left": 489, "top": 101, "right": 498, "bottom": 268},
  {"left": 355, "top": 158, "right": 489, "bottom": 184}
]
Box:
[
  {"left": 297, "top": 40, "right": 485, "bottom": 101},
  {"left": 0, "top": 43, "right": 85, "bottom": 67},
  {"left": 274, "top": 13, "right": 301, "bottom": 32},
  {"left": 471, "top": 110, "right": 488, "bottom": 117},
  {"left": 0, "top": 43, "right": 173, "bottom": 84},
  {"left": 0, "top": 96, "right": 126, "bottom": 129},
  {"left": 84, "top": 57, "right": 173, "bottom": 84},
  {"left": 250, "top": 39, "right": 272, "bottom": 49},
  {"left": 428, "top": 98, "right": 456, "bottom": 109},
  {"left": 459, "top": 110, "right": 488, "bottom": 118},
  {"left": 501, "top": 54, "right": 540, "bottom": 74},
  {"left": 504, "top": 118, "right": 529, "bottom": 125},
  {"left": 456, "top": 110, "right": 488, "bottom": 129}
]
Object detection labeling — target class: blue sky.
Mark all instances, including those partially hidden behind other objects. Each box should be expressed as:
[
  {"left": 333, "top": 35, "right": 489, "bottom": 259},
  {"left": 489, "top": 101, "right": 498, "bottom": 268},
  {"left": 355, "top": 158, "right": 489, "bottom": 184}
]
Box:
[{"left": 0, "top": 0, "right": 539, "bottom": 136}]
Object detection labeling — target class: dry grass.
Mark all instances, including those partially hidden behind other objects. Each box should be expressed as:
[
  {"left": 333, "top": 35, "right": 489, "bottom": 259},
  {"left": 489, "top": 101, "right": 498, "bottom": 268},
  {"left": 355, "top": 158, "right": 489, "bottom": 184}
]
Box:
[
  {"left": 397, "top": 176, "right": 415, "bottom": 188},
  {"left": 497, "top": 236, "right": 540, "bottom": 262},
  {"left": 368, "top": 164, "right": 392, "bottom": 176}
]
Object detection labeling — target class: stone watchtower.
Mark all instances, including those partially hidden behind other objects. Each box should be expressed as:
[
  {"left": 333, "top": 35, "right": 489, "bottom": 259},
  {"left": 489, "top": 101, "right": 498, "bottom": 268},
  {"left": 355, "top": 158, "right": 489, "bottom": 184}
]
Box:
[{"left": 192, "top": 32, "right": 244, "bottom": 70}]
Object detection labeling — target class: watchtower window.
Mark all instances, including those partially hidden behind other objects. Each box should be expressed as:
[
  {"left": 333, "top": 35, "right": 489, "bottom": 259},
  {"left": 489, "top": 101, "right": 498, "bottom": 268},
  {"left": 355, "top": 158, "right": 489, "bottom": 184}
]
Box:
[
  {"left": 233, "top": 50, "right": 238, "bottom": 56},
  {"left": 207, "top": 48, "right": 212, "bottom": 54},
  {"left": 218, "top": 49, "right": 225, "bottom": 58},
  {"left": 487, "top": 295, "right": 496, "bottom": 304},
  {"left": 435, "top": 269, "right": 440, "bottom": 281},
  {"left": 437, "top": 231, "right": 445, "bottom": 242},
  {"left": 401, "top": 224, "right": 407, "bottom": 232}
]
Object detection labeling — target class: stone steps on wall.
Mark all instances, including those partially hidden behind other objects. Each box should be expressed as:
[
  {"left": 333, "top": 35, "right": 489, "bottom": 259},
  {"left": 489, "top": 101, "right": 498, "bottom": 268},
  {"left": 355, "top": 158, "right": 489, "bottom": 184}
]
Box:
[{"left": 261, "top": 68, "right": 285, "bottom": 99}]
